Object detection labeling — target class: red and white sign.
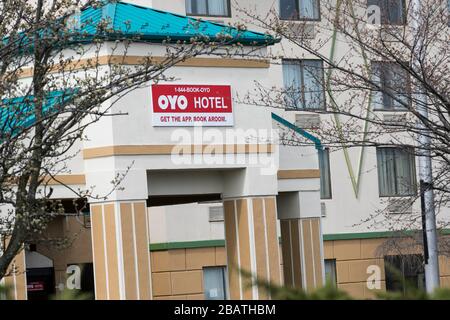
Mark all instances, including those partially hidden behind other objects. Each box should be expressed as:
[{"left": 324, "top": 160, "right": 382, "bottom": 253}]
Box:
[
  {"left": 27, "top": 281, "right": 45, "bottom": 292},
  {"left": 151, "top": 84, "right": 233, "bottom": 127}
]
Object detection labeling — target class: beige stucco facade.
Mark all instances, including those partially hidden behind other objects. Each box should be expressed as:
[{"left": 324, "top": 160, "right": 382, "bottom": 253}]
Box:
[{"left": 26, "top": 215, "right": 450, "bottom": 300}]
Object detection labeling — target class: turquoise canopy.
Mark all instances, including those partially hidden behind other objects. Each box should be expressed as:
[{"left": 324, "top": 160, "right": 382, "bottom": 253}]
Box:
[
  {"left": 76, "top": 1, "right": 278, "bottom": 45},
  {"left": 0, "top": 90, "right": 76, "bottom": 138},
  {"left": 5, "top": 1, "right": 278, "bottom": 54}
]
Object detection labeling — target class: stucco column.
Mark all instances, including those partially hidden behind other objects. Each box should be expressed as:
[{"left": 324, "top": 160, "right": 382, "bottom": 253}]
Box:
[
  {"left": 90, "top": 201, "right": 152, "bottom": 300},
  {"left": 277, "top": 191, "right": 325, "bottom": 291},
  {"left": 280, "top": 217, "right": 324, "bottom": 291},
  {"left": 2, "top": 247, "right": 27, "bottom": 300},
  {"left": 223, "top": 196, "right": 282, "bottom": 300}
]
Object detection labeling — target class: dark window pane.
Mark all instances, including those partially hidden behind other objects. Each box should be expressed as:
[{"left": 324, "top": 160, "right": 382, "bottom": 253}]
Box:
[
  {"left": 371, "top": 62, "right": 410, "bottom": 110},
  {"left": 280, "top": 0, "right": 299, "bottom": 20},
  {"left": 282, "top": 59, "right": 325, "bottom": 110},
  {"left": 319, "top": 148, "right": 332, "bottom": 199},
  {"left": 186, "top": 0, "right": 229, "bottom": 16},
  {"left": 386, "top": 0, "right": 404, "bottom": 24},
  {"left": 448, "top": 0, "right": 450, "bottom": 26},
  {"left": 283, "top": 60, "right": 303, "bottom": 109},
  {"left": 299, "top": 0, "right": 320, "bottom": 19},
  {"left": 280, "top": 0, "right": 320, "bottom": 20},
  {"left": 207, "top": 0, "right": 229, "bottom": 16},
  {"left": 303, "top": 60, "right": 325, "bottom": 109},
  {"left": 203, "top": 267, "right": 227, "bottom": 300},
  {"left": 376, "top": 147, "right": 416, "bottom": 197},
  {"left": 367, "top": 0, "right": 405, "bottom": 24},
  {"left": 324, "top": 259, "right": 337, "bottom": 285},
  {"left": 385, "top": 255, "right": 425, "bottom": 293}
]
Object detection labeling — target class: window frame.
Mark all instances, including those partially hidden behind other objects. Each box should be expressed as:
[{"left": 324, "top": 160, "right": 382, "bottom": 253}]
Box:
[
  {"left": 367, "top": 0, "right": 407, "bottom": 25},
  {"left": 202, "top": 266, "right": 228, "bottom": 300},
  {"left": 319, "top": 148, "right": 332, "bottom": 199},
  {"left": 376, "top": 146, "right": 417, "bottom": 198},
  {"left": 371, "top": 61, "right": 412, "bottom": 111},
  {"left": 279, "top": 0, "right": 322, "bottom": 21},
  {"left": 324, "top": 259, "right": 337, "bottom": 286},
  {"left": 447, "top": 0, "right": 450, "bottom": 26},
  {"left": 282, "top": 59, "right": 327, "bottom": 111},
  {"left": 186, "top": 0, "right": 232, "bottom": 18}
]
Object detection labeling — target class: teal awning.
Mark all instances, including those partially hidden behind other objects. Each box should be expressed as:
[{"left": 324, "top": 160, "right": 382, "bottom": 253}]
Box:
[
  {"left": 75, "top": 1, "right": 278, "bottom": 46},
  {"left": 6, "top": 1, "right": 278, "bottom": 54},
  {"left": 0, "top": 90, "right": 76, "bottom": 138}
]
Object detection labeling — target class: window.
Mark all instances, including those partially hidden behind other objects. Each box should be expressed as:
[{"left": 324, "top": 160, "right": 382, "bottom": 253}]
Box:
[
  {"left": 384, "top": 255, "right": 425, "bottom": 293},
  {"left": 283, "top": 59, "right": 325, "bottom": 110},
  {"left": 186, "top": 0, "right": 230, "bottom": 17},
  {"left": 324, "top": 259, "right": 337, "bottom": 286},
  {"left": 280, "top": 0, "right": 321, "bottom": 20},
  {"left": 367, "top": 0, "right": 406, "bottom": 25},
  {"left": 371, "top": 62, "right": 410, "bottom": 110},
  {"left": 203, "top": 267, "right": 227, "bottom": 300},
  {"left": 376, "top": 147, "right": 417, "bottom": 197},
  {"left": 319, "top": 148, "right": 332, "bottom": 199},
  {"left": 448, "top": 0, "right": 450, "bottom": 26}
]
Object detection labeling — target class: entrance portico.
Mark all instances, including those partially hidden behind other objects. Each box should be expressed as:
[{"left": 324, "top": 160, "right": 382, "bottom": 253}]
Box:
[{"left": 84, "top": 135, "right": 323, "bottom": 300}]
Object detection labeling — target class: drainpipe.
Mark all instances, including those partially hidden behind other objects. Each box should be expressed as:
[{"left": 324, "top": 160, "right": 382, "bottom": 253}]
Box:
[{"left": 410, "top": 0, "right": 440, "bottom": 293}]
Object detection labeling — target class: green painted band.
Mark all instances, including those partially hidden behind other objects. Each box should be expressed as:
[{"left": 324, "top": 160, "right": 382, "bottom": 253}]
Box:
[
  {"left": 149, "top": 239, "right": 226, "bottom": 251},
  {"left": 149, "top": 229, "right": 450, "bottom": 251},
  {"left": 324, "top": 229, "right": 450, "bottom": 241}
]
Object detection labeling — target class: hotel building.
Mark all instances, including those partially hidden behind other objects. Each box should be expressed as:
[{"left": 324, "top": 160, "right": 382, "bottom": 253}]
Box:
[{"left": 3, "top": 0, "right": 449, "bottom": 300}]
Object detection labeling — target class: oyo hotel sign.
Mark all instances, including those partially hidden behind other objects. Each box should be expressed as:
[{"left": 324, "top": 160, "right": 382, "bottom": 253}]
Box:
[{"left": 151, "top": 84, "right": 233, "bottom": 126}]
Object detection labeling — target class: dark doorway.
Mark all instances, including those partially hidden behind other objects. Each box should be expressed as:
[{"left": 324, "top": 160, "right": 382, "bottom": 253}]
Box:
[
  {"left": 26, "top": 267, "right": 55, "bottom": 300},
  {"left": 147, "top": 193, "right": 222, "bottom": 207},
  {"left": 384, "top": 254, "right": 425, "bottom": 293}
]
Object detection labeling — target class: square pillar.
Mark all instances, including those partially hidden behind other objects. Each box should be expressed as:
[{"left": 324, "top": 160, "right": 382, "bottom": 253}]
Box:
[
  {"left": 277, "top": 191, "right": 325, "bottom": 291},
  {"left": 2, "top": 247, "right": 27, "bottom": 300},
  {"left": 223, "top": 196, "right": 282, "bottom": 300},
  {"left": 90, "top": 201, "right": 152, "bottom": 300},
  {"left": 280, "top": 217, "right": 324, "bottom": 291}
]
